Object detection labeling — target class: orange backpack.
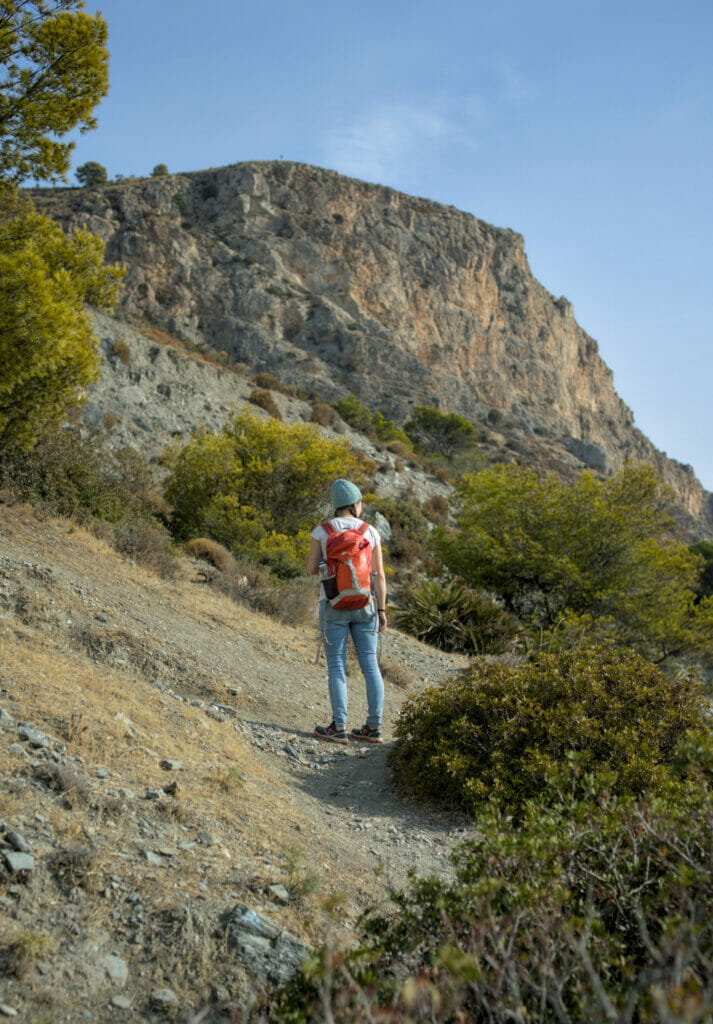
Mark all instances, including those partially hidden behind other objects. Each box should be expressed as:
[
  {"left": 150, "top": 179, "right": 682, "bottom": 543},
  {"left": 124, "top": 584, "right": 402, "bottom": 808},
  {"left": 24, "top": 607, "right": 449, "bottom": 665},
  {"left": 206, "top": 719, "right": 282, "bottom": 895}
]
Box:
[{"left": 321, "top": 521, "right": 373, "bottom": 610}]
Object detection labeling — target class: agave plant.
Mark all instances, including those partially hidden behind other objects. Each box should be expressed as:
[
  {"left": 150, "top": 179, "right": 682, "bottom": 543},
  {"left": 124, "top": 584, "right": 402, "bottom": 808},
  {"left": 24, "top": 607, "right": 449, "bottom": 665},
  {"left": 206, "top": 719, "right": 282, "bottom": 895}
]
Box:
[{"left": 393, "top": 578, "right": 521, "bottom": 655}]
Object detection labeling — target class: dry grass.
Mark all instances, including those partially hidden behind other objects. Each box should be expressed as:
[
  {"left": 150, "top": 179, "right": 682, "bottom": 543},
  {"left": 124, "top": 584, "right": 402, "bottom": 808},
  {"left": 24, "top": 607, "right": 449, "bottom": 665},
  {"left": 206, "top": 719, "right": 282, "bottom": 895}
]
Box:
[
  {"left": 185, "top": 537, "right": 236, "bottom": 574},
  {"left": 0, "top": 927, "right": 55, "bottom": 979},
  {"left": 111, "top": 338, "right": 131, "bottom": 365},
  {"left": 379, "top": 655, "right": 413, "bottom": 689},
  {"left": 0, "top": 618, "right": 331, "bottom": 917},
  {"left": 249, "top": 386, "right": 282, "bottom": 420}
]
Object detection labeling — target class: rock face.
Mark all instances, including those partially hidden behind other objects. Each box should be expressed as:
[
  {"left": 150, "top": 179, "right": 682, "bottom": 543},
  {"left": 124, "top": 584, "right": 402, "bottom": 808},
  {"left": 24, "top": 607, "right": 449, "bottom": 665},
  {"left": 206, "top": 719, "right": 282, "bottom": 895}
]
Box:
[{"left": 31, "top": 161, "right": 712, "bottom": 531}]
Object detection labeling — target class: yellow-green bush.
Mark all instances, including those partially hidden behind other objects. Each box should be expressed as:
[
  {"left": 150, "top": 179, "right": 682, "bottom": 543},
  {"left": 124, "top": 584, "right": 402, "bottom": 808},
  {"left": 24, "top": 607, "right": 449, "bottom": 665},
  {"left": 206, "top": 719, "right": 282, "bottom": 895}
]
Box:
[
  {"left": 0, "top": 192, "right": 123, "bottom": 450},
  {"left": 163, "top": 409, "right": 364, "bottom": 570},
  {"left": 433, "top": 462, "right": 713, "bottom": 665},
  {"left": 388, "top": 645, "right": 707, "bottom": 817}
]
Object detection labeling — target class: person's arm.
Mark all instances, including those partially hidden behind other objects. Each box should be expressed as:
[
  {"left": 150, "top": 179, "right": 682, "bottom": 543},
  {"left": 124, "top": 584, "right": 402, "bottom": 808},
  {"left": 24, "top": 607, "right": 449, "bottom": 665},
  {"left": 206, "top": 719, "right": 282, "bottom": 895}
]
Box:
[
  {"left": 307, "top": 537, "right": 323, "bottom": 576},
  {"left": 371, "top": 542, "right": 388, "bottom": 632}
]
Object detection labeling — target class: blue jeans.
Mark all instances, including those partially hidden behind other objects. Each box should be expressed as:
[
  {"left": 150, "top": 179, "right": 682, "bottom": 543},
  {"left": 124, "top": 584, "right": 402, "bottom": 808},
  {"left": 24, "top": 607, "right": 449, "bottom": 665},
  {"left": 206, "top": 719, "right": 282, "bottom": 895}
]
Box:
[{"left": 319, "top": 601, "right": 384, "bottom": 729}]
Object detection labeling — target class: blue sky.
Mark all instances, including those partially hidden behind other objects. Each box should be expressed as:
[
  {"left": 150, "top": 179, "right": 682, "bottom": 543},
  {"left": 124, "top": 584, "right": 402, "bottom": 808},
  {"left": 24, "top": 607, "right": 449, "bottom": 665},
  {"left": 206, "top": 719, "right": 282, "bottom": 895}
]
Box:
[{"left": 66, "top": 0, "right": 713, "bottom": 489}]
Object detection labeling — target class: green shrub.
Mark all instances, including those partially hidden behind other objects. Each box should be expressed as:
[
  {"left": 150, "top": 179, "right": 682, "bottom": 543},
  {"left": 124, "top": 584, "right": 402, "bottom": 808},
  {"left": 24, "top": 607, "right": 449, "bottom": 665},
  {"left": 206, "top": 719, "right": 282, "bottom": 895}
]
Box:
[
  {"left": 692, "top": 540, "right": 713, "bottom": 602},
  {"left": 333, "top": 395, "right": 412, "bottom": 448},
  {"left": 434, "top": 463, "right": 713, "bottom": 664},
  {"left": 163, "top": 409, "right": 364, "bottom": 571},
  {"left": 366, "top": 495, "right": 429, "bottom": 566},
  {"left": 333, "top": 394, "right": 373, "bottom": 433},
  {"left": 388, "top": 645, "right": 707, "bottom": 817},
  {"left": 0, "top": 425, "right": 162, "bottom": 526},
  {"left": 393, "top": 578, "right": 521, "bottom": 655},
  {"left": 275, "top": 743, "right": 713, "bottom": 1024},
  {"left": 404, "top": 405, "right": 477, "bottom": 458}
]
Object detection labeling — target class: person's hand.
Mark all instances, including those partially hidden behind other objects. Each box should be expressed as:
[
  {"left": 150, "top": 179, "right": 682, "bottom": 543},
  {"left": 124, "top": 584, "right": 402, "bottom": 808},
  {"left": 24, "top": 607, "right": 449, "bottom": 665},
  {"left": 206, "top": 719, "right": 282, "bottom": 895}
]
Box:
[{"left": 377, "top": 609, "right": 387, "bottom": 632}]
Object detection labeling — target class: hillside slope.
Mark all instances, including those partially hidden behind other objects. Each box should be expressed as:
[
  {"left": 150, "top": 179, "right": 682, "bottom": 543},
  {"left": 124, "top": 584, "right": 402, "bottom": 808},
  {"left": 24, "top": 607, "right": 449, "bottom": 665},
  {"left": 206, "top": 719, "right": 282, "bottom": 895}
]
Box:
[
  {"left": 0, "top": 503, "right": 469, "bottom": 1023},
  {"left": 31, "top": 161, "right": 713, "bottom": 532}
]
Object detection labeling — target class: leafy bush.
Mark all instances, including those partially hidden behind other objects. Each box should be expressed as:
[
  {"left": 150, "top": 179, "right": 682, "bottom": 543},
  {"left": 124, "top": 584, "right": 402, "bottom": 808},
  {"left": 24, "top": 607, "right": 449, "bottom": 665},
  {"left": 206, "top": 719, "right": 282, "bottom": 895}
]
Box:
[
  {"left": 692, "top": 540, "right": 713, "bottom": 601},
  {"left": 333, "top": 394, "right": 412, "bottom": 448},
  {"left": 393, "top": 578, "right": 521, "bottom": 655},
  {"left": 333, "top": 394, "right": 374, "bottom": 433},
  {"left": 163, "top": 409, "right": 364, "bottom": 570},
  {"left": 366, "top": 494, "right": 429, "bottom": 567},
  {"left": 151, "top": 163, "right": 169, "bottom": 177},
  {"left": 433, "top": 462, "right": 713, "bottom": 664},
  {"left": 404, "top": 405, "right": 477, "bottom": 458},
  {"left": 283, "top": 772, "right": 713, "bottom": 1023},
  {"left": 276, "top": 741, "right": 713, "bottom": 1023},
  {"left": 388, "top": 645, "right": 707, "bottom": 817},
  {"left": 0, "top": 424, "right": 163, "bottom": 526}
]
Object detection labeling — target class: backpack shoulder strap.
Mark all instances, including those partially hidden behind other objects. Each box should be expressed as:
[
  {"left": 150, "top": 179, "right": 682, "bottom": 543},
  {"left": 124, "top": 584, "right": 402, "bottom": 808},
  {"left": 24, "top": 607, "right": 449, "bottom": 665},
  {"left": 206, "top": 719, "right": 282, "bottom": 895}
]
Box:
[
  {"left": 357, "top": 522, "right": 369, "bottom": 537},
  {"left": 321, "top": 521, "right": 336, "bottom": 536}
]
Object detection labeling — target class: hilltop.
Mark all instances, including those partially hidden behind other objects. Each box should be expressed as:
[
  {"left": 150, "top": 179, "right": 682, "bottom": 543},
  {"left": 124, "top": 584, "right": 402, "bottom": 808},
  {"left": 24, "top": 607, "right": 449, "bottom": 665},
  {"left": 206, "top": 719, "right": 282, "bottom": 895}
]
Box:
[{"left": 30, "top": 160, "right": 713, "bottom": 535}]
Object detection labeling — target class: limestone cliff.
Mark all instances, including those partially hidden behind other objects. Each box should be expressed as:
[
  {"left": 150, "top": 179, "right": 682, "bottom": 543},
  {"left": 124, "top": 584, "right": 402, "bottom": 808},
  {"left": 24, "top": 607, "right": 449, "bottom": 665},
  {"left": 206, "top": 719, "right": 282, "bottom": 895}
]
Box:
[{"left": 31, "top": 161, "right": 712, "bottom": 533}]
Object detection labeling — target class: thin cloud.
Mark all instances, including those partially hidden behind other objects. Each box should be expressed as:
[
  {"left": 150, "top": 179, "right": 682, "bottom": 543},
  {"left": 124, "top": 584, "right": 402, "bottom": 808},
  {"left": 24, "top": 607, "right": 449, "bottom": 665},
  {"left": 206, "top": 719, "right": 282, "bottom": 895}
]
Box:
[{"left": 322, "top": 101, "right": 480, "bottom": 185}]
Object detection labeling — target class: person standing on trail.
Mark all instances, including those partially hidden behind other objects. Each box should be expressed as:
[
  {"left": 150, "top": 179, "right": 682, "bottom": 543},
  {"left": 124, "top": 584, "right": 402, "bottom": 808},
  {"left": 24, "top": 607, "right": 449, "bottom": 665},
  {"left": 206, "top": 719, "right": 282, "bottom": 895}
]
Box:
[{"left": 307, "top": 479, "right": 387, "bottom": 745}]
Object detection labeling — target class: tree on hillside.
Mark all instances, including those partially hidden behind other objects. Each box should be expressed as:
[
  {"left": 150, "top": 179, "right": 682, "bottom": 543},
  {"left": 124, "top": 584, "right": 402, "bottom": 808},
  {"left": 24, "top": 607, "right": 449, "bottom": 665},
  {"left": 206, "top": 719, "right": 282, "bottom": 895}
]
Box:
[
  {"left": 404, "top": 405, "right": 477, "bottom": 458},
  {"left": 692, "top": 540, "right": 713, "bottom": 602},
  {"left": 151, "top": 163, "right": 169, "bottom": 177},
  {"left": 0, "top": 191, "right": 123, "bottom": 450},
  {"left": 75, "top": 160, "right": 107, "bottom": 186},
  {"left": 0, "top": 1, "right": 109, "bottom": 184},
  {"left": 432, "top": 462, "right": 713, "bottom": 664},
  {"left": 0, "top": 3, "right": 122, "bottom": 451}
]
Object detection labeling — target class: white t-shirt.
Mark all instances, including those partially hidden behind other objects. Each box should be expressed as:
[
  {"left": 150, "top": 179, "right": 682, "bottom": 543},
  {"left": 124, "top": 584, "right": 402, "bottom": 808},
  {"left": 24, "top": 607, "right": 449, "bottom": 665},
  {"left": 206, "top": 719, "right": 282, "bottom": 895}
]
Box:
[{"left": 311, "top": 517, "right": 381, "bottom": 602}]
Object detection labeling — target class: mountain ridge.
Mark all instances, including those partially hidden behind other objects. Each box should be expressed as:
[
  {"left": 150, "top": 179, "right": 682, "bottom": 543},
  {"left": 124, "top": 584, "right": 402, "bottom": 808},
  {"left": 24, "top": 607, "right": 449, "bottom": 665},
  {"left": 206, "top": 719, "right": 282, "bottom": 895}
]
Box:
[{"left": 29, "top": 160, "right": 713, "bottom": 534}]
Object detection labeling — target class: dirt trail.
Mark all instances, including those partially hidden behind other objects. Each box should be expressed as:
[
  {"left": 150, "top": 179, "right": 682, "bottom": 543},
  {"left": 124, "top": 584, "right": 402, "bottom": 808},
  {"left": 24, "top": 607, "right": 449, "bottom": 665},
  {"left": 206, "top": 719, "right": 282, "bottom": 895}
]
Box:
[{"left": 0, "top": 504, "right": 471, "bottom": 1022}]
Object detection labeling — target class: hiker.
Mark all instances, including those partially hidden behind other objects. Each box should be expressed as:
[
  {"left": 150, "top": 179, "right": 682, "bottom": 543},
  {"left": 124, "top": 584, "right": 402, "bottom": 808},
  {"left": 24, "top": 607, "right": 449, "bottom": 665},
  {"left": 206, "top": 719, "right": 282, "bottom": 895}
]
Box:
[{"left": 307, "top": 479, "right": 387, "bottom": 745}]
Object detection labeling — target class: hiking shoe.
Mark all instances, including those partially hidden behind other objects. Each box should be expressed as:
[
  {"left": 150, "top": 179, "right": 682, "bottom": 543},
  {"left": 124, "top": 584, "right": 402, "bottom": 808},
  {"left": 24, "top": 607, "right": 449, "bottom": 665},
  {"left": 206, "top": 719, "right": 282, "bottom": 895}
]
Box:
[
  {"left": 314, "top": 721, "right": 348, "bottom": 745},
  {"left": 350, "top": 724, "right": 382, "bottom": 744}
]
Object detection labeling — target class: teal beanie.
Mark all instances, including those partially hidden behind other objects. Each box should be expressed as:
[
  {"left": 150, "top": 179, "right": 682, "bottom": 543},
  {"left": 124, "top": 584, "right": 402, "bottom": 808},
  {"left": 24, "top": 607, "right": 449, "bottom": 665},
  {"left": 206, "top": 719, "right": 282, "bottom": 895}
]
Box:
[{"left": 331, "top": 478, "right": 362, "bottom": 509}]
